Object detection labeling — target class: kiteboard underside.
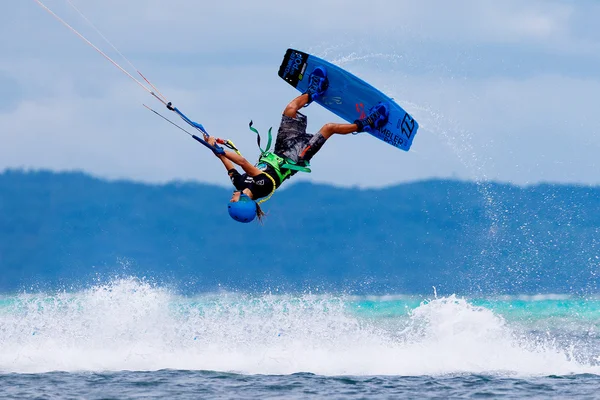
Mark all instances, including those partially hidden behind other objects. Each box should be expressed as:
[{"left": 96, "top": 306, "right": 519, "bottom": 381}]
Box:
[{"left": 278, "top": 48, "right": 419, "bottom": 151}]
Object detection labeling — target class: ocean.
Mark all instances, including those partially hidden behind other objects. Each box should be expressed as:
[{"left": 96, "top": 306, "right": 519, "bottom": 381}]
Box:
[{"left": 1, "top": 278, "right": 598, "bottom": 399}]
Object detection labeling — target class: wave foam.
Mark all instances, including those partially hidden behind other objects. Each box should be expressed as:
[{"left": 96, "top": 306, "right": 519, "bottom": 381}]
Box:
[{"left": 0, "top": 278, "right": 598, "bottom": 376}]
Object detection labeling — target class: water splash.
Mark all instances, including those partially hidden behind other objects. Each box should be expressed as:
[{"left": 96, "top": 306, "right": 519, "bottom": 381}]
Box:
[{"left": 0, "top": 279, "right": 598, "bottom": 375}]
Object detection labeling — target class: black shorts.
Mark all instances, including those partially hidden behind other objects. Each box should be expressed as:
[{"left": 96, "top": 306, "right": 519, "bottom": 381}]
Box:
[{"left": 273, "top": 112, "right": 313, "bottom": 163}]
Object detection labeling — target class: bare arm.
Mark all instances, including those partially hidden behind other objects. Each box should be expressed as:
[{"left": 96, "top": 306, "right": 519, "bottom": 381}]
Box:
[
  {"left": 207, "top": 136, "right": 262, "bottom": 176},
  {"left": 217, "top": 153, "right": 235, "bottom": 171},
  {"left": 220, "top": 150, "right": 262, "bottom": 176}
]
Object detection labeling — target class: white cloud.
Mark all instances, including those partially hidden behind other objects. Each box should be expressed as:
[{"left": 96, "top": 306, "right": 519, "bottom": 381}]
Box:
[
  {"left": 7, "top": 0, "right": 588, "bottom": 54},
  {"left": 1, "top": 0, "right": 600, "bottom": 187}
]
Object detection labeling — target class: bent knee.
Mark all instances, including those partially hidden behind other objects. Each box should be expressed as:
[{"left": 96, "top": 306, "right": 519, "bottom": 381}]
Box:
[
  {"left": 320, "top": 123, "right": 337, "bottom": 138},
  {"left": 283, "top": 104, "right": 298, "bottom": 118}
]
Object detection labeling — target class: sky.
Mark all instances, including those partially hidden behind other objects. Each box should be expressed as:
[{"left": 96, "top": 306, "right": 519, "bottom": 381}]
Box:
[{"left": 1, "top": 0, "right": 600, "bottom": 188}]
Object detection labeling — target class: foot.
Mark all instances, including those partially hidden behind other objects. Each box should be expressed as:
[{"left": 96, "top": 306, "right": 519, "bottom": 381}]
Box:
[
  {"left": 303, "top": 66, "right": 329, "bottom": 105},
  {"left": 353, "top": 102, "right": 389, "bottom": 133}
]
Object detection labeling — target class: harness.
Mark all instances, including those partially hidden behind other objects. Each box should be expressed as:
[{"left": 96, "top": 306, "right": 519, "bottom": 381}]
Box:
[{"left": 250, "top": 121, "right": 311, "bottom": 187}]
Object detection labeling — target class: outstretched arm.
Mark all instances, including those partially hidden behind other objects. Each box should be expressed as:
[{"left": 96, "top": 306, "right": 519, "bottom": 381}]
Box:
[
  {"left": 207, "top": 136, "right": 262, "bottom": 176},
  {"left": 217, "top": 152, "right": 235, "bottom": 171},
  {"left": 220, "top": 150, "right": 262, "bottom": 176}
]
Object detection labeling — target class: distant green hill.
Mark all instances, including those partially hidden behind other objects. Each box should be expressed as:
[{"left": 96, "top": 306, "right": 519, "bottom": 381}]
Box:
[{"left": 1, "top": 170, "right": 598, "bottom": 295}]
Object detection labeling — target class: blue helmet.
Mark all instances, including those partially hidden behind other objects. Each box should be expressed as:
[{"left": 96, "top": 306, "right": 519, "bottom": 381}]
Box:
[{"left": 228, "top": 193, "right": 257, "bottom": 223}]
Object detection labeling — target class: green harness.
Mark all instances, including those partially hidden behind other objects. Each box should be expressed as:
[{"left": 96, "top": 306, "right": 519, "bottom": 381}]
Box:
[{"left": 249, "top": 121, "right": 311, "bottom": 185}]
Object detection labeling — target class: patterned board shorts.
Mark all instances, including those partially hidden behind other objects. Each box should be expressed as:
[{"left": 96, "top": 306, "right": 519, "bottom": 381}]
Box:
[{"left": 273, "top": 112, "right": 313, "bottom": 163}]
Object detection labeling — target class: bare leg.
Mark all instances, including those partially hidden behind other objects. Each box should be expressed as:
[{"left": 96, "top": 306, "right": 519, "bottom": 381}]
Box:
[
  {"left": 283, "top": 94, "right": 310, "bottom": 118},
  {"left": 299, "top": 122, "right": 359, "bottom": 162},
  {"left": 282, "top": 94, "right": 359, "bottom": 161},
  {"left": 319, "top": 122, "right": 359, "bottom": 139}
]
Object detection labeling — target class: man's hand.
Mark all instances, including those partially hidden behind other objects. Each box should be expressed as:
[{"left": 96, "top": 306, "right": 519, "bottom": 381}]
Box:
[{"left": 207, "top": 136, "right": 225, "bottom": 156}]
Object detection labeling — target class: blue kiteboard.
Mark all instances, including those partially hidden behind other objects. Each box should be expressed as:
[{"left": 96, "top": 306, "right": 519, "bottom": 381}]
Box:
[{"left": 278, "top": 49, "right": 419, "bottom": 151}]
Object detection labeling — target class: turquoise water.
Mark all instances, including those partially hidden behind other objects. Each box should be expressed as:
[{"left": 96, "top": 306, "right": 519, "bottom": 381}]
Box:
[{"left": 1, "top": 278, "right": 599, "bottom": 398}]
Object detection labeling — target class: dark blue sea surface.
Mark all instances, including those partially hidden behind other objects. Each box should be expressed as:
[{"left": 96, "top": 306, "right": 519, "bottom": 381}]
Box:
[
  {"left": 2, "top": 370, "right": 600, "bottom": 400},
  {"left": 1, "top": 280, "right": 599, "bottom": 398}
]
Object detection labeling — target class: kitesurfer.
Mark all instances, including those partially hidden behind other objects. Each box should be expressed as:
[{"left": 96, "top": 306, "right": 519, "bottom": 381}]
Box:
[{"left": 208, "top": 66, "right": 390, "bottom": 223}]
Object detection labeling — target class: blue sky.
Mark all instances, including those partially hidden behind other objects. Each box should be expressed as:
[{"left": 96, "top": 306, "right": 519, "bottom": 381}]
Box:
[{"left": 1, "top": 0, "right": 600, "bottom": 188}]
